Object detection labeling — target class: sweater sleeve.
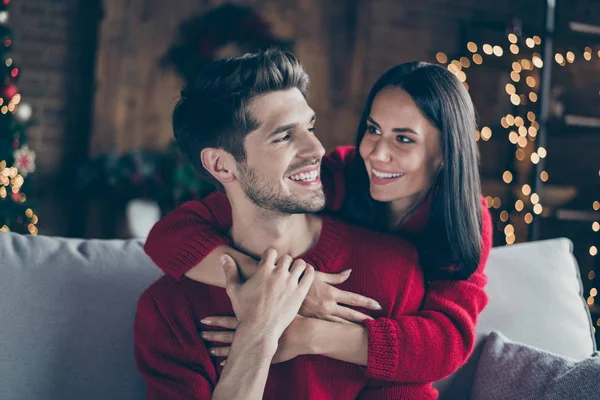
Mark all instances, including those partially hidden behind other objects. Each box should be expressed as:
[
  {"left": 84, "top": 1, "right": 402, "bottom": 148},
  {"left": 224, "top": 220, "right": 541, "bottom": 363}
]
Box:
[
  {"left": 143, "top": 192, "right": 234, "bottom": 279},
  {"left": 134, "top": 290, "right": 217, "bottom": 399},
  {"left": 364, "top": 197, "right": 494, "bottom": 383},
  {"left": 321, "top": 146, "right": 356, "bottom": 212}
]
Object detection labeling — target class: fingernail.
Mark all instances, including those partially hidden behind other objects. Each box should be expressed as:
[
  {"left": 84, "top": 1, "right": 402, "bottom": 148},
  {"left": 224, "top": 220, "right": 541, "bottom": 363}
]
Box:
[
  {"left": 220, "top": 360, "right": 226, "bottom": 367},
  {"left": 220, "top": 255, "right": 227, "bottom": 265},
  {"left": 201, "top": 319, "right": 212, "bottom": 325},
  {"left": 210, "top": 349, "right": 216, "bottom": 355},
  {"left": 374, "top": 302, "right": 382, "bottom": 310},
  {"left": 201, "top": 332, "right": 208, "bottom": 339}
]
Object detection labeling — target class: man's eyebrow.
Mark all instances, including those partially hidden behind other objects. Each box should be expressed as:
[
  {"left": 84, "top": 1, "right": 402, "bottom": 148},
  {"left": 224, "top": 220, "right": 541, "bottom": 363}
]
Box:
[
  {"left": 269, "top": 113, "right": 316, "bottom": 136},
  {"left": 367, "top": 116, "right": 419, "bottom": 135},
  {"left": 270, "top": 123, "right": 298, "bottom": 137}
]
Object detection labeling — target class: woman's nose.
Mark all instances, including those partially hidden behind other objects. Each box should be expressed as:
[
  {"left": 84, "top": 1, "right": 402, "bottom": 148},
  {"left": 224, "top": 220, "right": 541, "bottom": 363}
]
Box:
[{"left": 369, "top": 140, "right": 392, "bottom": 163}]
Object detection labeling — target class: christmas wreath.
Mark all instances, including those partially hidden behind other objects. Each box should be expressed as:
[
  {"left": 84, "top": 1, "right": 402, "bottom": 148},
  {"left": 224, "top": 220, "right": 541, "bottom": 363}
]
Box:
[{"left": 161, "top": 3, "right": 294, "bottom": 83}]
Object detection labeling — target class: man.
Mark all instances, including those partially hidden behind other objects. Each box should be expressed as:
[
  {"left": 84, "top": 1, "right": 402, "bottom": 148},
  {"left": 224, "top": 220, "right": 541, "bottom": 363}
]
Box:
[{"left": 135, "top": 49, "right": 432, "bottom": 399}]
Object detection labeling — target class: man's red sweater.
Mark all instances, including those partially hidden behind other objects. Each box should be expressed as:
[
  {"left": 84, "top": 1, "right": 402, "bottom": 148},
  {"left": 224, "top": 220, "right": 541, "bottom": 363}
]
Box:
[
  {"left": 136, "top": 215, "right": 441, "bottom": 399},
  {"left": 140, "top": 146, "right": 493, "bottom": 398}
]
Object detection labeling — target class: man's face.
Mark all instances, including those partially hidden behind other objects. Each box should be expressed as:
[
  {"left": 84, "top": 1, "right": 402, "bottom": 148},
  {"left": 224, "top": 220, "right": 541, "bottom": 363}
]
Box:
[{"left": 236, "top": 88, "right": 326, "bottom": 214}]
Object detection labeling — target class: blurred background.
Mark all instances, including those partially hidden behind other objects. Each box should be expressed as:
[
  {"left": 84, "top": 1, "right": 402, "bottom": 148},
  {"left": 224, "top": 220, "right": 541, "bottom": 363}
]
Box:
[{"left": 0, "top": 0, "right": 598, "bottom": 331}]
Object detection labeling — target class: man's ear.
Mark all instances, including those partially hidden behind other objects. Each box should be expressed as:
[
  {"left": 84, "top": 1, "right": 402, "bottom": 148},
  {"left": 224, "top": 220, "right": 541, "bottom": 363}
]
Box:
[{"left": 200, "top": 148, "right": 237, "bottom": 185}]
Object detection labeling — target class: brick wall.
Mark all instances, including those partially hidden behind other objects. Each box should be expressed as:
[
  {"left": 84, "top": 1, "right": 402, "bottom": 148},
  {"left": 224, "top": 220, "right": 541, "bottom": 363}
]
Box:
[
  {"left": 9, "top": 0, "right": 99, "bottom": 236},
  {"left": 10, "top": 0, "right": 548, "bottom": 236}
]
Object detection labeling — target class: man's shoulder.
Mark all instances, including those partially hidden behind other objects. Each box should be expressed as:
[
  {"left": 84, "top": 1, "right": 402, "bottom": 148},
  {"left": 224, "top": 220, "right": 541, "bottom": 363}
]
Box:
[
  {"left": 138, "top": 275, "right": 225, "bottom": 317},
  {"left": 325, "top": 216, "right": 417, "bottom": 255}
]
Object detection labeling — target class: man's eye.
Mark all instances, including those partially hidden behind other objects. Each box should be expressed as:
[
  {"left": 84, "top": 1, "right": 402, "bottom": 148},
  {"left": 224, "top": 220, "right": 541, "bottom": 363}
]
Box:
[{"left": 273, "top": 134, "right": 291, "bottom": 143}]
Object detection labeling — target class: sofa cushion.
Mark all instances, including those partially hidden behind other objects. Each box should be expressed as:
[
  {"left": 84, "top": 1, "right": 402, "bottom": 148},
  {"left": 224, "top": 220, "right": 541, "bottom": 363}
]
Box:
[
  {"left": 1, "top": 234, "right": 595, "bottom": 400},
  {"left": 470, "top": 331, "right": 600, "bottom": 400},
  {"left": 436, "top": 238, "right": 596, "bottom": 399},
  {"left": 0, "top": 233, "right": 162, "bottom": 400}
]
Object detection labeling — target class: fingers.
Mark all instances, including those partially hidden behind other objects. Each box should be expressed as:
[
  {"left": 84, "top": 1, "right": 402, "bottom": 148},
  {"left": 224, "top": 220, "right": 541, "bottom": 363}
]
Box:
[
  {"left": 201, "top": 331, "right": 234, "bottom": 343},
  {"left": 276, "top": 254, "right": 294, "bottom": 271},
  {"left": 335, "top": 288, "right": 382, "bottom": 311},
  {"left": 201, "top": 316, "right": 238, "bottom": 329},
  {"left": 334, "top": 305, "right": 373, "bottom": 323},
  {"left": 320, "top": 269, "right": 352, "bottom": 285},
  {"left": 323, "top": 314, "right": 355, "bottom": 325},
  {"left": 297, "top": 264, "right": 315, "bottom": 296},
  {"left": 289, "top": 260, "right": 308, "bottom": 281},
  {"left": 259, "top": 248, "right": 278, "bottom": 269},
  {"left": 209, "top": 346, "right": 231, "bottom": 357},
  {"left": 221, "top": 255, "right": 241, "bottom": 289}
]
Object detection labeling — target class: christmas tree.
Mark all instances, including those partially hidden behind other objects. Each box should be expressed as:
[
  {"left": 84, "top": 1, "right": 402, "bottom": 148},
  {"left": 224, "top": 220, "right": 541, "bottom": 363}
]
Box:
[{"left": 0, "top": 0, "right": 38, "bottom": 235}]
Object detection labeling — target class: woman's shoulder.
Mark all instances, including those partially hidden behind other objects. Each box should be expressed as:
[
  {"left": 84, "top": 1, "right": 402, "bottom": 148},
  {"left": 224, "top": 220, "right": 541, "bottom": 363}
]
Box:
[{"left": 323, "top": 145, "right": 356, "bottom": 167}]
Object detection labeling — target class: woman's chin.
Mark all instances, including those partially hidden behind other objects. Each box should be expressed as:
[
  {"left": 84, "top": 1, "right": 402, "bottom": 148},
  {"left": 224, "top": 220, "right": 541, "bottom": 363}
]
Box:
[{"left": 369, "top": 187, "right": 394, "bottom": 203}]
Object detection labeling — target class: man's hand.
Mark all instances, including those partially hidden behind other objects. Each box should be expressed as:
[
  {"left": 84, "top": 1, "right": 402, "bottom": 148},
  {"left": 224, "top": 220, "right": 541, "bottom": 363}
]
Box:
[
  {"left": 221, "top": 248, "right": 315, "bottom": 343},
  {"left": 299, "top": 270, "right": 382, "bottom": 324},
  {"left": 211, "top": 250, "right": 315, "bottom": 400},
  {"left": 201, "top": 315, "right": 314, "bottom": 364}
]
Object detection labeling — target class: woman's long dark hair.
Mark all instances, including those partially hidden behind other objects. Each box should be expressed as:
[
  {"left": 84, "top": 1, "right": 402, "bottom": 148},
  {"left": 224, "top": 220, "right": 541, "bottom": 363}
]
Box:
[{"left": 342, "top": 61, "right": 482, "bottom": 280}]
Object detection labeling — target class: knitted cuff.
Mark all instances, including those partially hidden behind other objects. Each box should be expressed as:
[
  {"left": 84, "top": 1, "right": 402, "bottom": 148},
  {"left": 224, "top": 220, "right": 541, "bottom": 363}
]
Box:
[{"left": 365, "top": 318, "right": 400, "bottom": 381}]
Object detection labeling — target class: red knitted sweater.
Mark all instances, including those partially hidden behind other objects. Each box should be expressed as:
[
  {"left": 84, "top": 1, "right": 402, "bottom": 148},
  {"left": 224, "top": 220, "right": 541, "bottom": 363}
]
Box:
[{"left": 138, "top": 146, "right": 493, "bottom": 399}]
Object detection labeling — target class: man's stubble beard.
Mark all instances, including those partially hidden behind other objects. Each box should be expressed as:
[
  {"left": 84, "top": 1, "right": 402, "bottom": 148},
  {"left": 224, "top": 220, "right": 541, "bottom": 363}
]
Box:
[{"left": 237, "top": 163, "right": 326, "bottom": 214}]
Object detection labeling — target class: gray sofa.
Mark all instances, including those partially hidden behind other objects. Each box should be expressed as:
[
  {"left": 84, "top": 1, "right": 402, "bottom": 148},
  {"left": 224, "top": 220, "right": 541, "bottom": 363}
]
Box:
[{"left": 0, "top": 233, "right": 596, "bottom": 400}]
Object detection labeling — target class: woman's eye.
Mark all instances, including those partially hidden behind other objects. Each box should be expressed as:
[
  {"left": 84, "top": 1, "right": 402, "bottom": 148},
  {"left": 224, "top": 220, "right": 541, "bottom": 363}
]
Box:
[
  {"left": 396, "top": 135, "right": 414, "bottom": 144},
  {"left": 366, "top": 125, "right": 380, "bottom": 135},
  {"left": 308, "top": 127, "right": 317, "bottom": 133}
]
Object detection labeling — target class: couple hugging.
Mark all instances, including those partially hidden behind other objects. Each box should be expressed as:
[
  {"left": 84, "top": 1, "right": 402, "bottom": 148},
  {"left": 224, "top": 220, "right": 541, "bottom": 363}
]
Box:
[{"left": 135, "top": 49, "right": 492, "bottom": 399}]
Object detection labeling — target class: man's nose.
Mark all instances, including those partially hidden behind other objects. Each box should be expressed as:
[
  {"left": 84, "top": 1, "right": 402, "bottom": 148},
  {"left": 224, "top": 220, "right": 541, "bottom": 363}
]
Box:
[{"left": 299, "top": 130, "right": 326, "bottom": 160}]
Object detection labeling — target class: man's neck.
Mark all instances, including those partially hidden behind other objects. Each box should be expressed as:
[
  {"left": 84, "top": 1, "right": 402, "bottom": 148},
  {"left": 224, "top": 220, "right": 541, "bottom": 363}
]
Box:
[{"left": 229, "top": 200, "right": 322, "bottom": 260}]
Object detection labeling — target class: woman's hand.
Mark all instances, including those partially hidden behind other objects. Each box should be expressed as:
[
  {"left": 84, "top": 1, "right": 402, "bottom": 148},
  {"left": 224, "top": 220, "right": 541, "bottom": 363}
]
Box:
[
  {"left": 299, "top": 270, "right": 382, "bottom": 324},
  {"left": 201, "top": 315, "right": 313, "bottom": 364}
]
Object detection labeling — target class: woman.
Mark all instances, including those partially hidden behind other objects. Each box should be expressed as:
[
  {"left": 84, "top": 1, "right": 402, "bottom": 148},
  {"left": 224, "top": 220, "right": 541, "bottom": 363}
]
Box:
[{"left": 144, "top": 61, "right": 493, "bottom": 387}]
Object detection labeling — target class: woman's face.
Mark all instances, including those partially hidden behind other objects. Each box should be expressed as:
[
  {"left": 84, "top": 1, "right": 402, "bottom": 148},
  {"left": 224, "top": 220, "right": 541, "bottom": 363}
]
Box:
[{"left": 358, "top": 87, "right": 443, "bottom": 207}]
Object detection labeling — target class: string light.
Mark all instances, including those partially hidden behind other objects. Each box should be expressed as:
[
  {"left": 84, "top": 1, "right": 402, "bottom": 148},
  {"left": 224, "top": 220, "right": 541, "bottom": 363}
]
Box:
[
  {"left": 591, "top": 246, "right": 598, "bottom": 257},
  {"left": 515, "top": 200, "right": 524, "bottom": 212},
  {"left": 434, "top": 35, "right": 597, "bottom": 250},
  {"left": 566, "top": 51, "right": 575, "bottom": 63},
  {"left": 493, "top": 197, "right": 502, "bottom": 209},
  {"left": 436, "top": 52, "right": 448, "bottom": 63},
  {"left": 526, "top": 38, "right": 535, "bottom": 48}
]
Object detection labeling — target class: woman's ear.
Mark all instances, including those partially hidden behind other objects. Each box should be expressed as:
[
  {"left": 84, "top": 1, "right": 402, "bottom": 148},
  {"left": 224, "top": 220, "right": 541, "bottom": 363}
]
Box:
[{"left": 200, "top": 148, "right": 236, "bottom": 185}]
